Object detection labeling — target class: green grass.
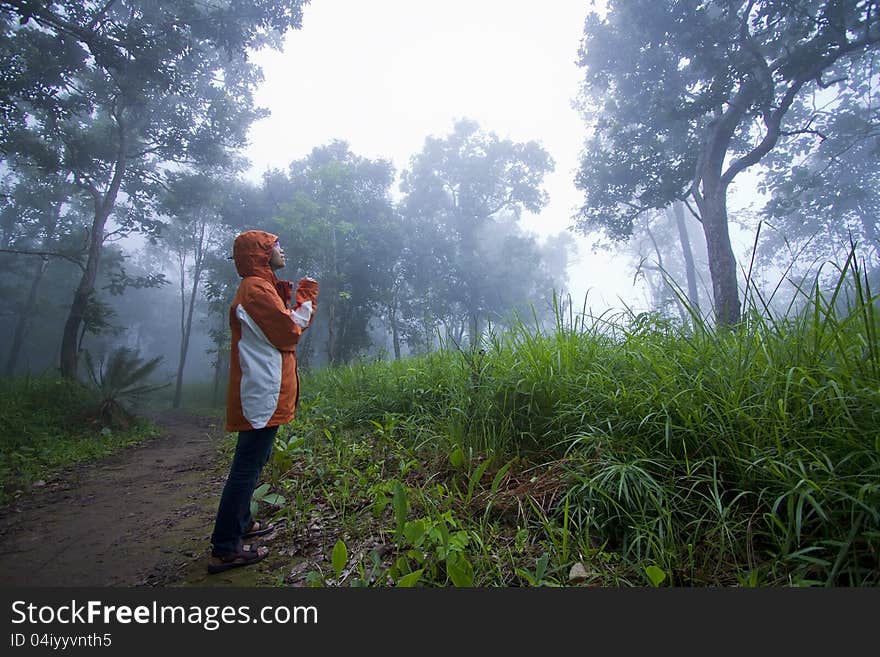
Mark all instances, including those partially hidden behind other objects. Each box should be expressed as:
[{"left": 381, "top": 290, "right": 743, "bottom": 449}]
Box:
[
  {"left": 269, "top": 257, "right": 879, "bottom": 587},
  {"left": 0, "top": 375, "right": 161, "bottom": 504},
  {"left": 6, "top": 255, "right": 876, "bottom": 587},
  {"left": 147, "top": 379, "right": 226, "bottom": 417}
]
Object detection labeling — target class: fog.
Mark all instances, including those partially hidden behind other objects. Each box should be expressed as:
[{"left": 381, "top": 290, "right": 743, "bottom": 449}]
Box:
[{"left": 1, "top": 1, "right": 877, "bottom": 397}]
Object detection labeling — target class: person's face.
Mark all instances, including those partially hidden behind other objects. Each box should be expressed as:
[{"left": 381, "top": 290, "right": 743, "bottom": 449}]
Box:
[{"left": 269, "top": 241, "right": 285, "bottom": 270}]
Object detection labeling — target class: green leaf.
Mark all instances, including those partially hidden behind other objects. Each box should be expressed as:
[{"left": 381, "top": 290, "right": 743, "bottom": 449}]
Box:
[
  {"left": 396, "top": 569, "right": 424, "bottom": 588},
  {"left": 515, "top": 568, "right": 537, "bottom": 586},
  {"left": 392, "top": 481, "right": 408, "bottom": 538},
  {"left": 262, "top": 493, "right": 286, "bottom": 507},
  {"left": 466, "top": 458, "right": 492, "bottom": 503},
  {"left": 403, "top": 519, "right": 426, "bottom": 547},
  {"left": 371, "top": 492, "right": 389, "bottom": 518},
  {"left": 252, "top": 483, "right": 270, "bottom": 499},
  {"left": 490, "top": 460, "right": 514, "bottom": 496},
  {"left": 449, "top": 447, "right": 465, "bottom": 469},
  {"left": 332, "top": 539, "right": 348, "bottom": 578},
  {"left": 535, "top": 553, "right": 550, "bottom": 582},
  {"left": 646, "top": 565, "right": 667, "bottom": 587},
  {"left": 447, "top": 553, "right": 474, "bottom": 587}
]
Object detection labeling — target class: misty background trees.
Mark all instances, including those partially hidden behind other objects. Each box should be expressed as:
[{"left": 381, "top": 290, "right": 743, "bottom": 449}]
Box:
[
  {"left": 0, "top": 0, "right": 878, "bottom": 396},
  {"left": 574, "top": 0, "right": 880, "bottom": 325}
]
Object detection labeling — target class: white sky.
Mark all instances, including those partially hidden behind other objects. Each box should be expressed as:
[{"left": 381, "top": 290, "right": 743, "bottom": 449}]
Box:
[{"left": 244, "top": 0, "right": 651, "bottom": 313}]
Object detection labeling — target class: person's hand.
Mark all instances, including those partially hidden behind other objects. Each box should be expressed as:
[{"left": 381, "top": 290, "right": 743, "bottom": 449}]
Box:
[{"left": 296, "top": 276, "right": 319, "bottom": 298}]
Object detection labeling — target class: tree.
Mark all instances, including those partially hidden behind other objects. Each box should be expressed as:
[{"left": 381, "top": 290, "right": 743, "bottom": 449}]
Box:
[
  {"left": 630, "top": 202, "right": 709, "bottom": 321},
  {"left": 0, "top": 164, "right": 79, "bottom": 373},
  {"left": 157, "top": 172, "right": 231, "bottom": 409},
  {"left": 0, "top": 0, "right": 307, "bottom": 377},
  {"left": 202, "top": 248, "right": 239, "bottom": 406},
  {"left": 574, "top": 0, "right": 880, "bottom": 326},
  {"left": 759, "top": 57, "right": 880, "bottom": 276},
  {"left": 400, "top": 119, "right": 555, "bottom": 345},
  {"left": 274, "top": 142, "right": 399, "bottom": 365}
]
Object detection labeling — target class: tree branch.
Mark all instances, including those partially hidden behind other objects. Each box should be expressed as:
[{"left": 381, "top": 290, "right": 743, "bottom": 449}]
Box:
[
  {"left": 0, "top": 248, "right": 85, "bottom": 270},
  {"left": 74, "top": 174, "right": 102, "bottom": 207},
  {"left": 680, "top": 195, "right": 703, "bottom": 224},
  {"left": 815, "top": 74, "right": 848, "bottom": 88},
  {"left": 721, "top": 8, "right": 880, "bottom": 188},
  {"left": 0, "top": 0, "right": 121, "bottom": 56},
  {"left": 779, "top": 127, "right": 829, "bottom": 140},
  {"left": 720, "top": 90, "right": 800, "bottom": 186},
  {"left": 87, "top": 0, "right": 120, "bottom": 31},
  {"left": 102, "top": 228, "right": 129, "bottom": 243}
]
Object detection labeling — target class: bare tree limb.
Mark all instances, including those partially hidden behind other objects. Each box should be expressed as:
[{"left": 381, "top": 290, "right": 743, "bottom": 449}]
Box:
[
  {"left": 0, "top": 248, "right": 85, "bottom": 270},
  {"left": 816, "top": 74, "right": 848, "bottom": 88},
  {"left": 780, "top": 127, "right": 829, "bottom": 140}
]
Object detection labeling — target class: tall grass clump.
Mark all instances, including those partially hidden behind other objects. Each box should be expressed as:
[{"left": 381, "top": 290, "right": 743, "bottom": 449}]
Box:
[
  {"left": 550, "top": 250, "right": 879, "bottom": 585},
  {"left": 296, "top": 253, "right": 879, "bottom": 585}
]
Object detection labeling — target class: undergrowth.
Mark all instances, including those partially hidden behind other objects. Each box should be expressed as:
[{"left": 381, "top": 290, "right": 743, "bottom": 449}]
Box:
[
  {"left": 260, "top": 251, "right": 879, "bottom": 587},
  {"left": 0, "top": 375, "right": 160, "bottom": 505}
]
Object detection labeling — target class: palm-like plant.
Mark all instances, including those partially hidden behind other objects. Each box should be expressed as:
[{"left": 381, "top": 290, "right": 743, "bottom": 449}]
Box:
[{"left": 84, "top": 347, "right": 169, "bottom": 428}]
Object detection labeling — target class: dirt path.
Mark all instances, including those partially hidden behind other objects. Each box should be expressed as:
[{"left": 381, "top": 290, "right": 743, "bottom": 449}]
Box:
[{"left": 0, "top": 412, "right": 231, "bottom": 587}]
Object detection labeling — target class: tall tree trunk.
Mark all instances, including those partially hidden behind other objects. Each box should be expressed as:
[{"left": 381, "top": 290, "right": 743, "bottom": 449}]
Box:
[
  {"left": 644, "top": 219, "right": 688, "bottom": 322},
  {"left": 423, "top": 312, "right": 431, "bottom": 354},
  {"left": 59, "top": 204, "right": 112, "bottom": 378},
  {"left": 694, "top": 113, "right": 741, "bottom": 327},
  {"left": 59, "top": 138, "right": 127, "bottom": 378},
  {"left": 211, "top": 345, "right": 228, "bottom": 407},
  {"left": 173, "top": 221, "right": 207, "bottom": 408},
  {"left": 388, "top": 300, "right": 401, "bottom": 360},
  {"left": 669, "top": 202, "right": 701, "bottom": 316},
  {"left": 467, "top": 310, "right": 480, "bottom": 349},
  {"left": 5, "top": 256, "right": 49, "bottom": 375},
  {"left": 860, "top": 208, "right": 880, "bottom": 265},
  {"left": 696, "top": 188, "right": 740, "bottom": 327},
  {"left": 326, "top": 296, "right": 337, "bottom": 365},
  {"left": 6, "top": 198, "right": 62, "bottom": 374},
  {"left": 326, "top": 223, "right": 339, "bottom": 364}
]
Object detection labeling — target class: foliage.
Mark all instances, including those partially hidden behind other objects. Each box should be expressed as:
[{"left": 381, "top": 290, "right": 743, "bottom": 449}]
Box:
[
  {"left": 84, "top": 347, "right": 168, "bottom": 427},
  {"left": 573, "top": 0, "right": 880, "bottom": 325},
  {"left": 759, "top": 57, "right": 880, "bottom": 279},
  {"left": 400, "top": 118, "right": 559, "bottom": 345},
  {"left": 271, "top": 252, "right": 879, "bottom": 586},
  {"left": 250, "top": 482, "right": 287, "bottom": 520},
  {"left": 0, "top": 0, "right": 309, "bottom": 376},
  {"left": 0, "top": 375, "right": 160, "bottom": 504},
  {"left": 271, "top": 141, "right": 399, "bottom": 365}
]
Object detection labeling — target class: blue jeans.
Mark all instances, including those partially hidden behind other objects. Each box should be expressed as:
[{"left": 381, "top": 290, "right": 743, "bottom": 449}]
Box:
[{"left": 210, "top": 426, "right": 278, "bottom": 556}]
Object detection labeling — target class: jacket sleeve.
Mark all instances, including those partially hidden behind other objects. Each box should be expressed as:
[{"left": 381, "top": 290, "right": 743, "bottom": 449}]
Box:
[
  {"left": 240, "top": 278, "right": 308, "bottom": 351},
  {"left": 291, "top": 277, "right": 319, "bottom": 329}
]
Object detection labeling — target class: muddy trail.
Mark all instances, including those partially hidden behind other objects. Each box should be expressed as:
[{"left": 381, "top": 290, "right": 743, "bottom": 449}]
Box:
[{"left": 0, "top": 412, "right": 308, "bottom": 588}]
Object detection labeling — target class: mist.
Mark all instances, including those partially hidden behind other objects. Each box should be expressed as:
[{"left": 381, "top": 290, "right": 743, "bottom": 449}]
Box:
[{"left": 1, "top": 0, "right": 877, "bottom": 403}]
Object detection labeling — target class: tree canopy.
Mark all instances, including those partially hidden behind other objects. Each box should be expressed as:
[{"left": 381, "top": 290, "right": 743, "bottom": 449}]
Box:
[
  {"left": 401, "top": 119, "right": 557, "bottom": 345},
  {"left": 0, "top": 0, "right": 308, "bottom": 377},
  {"left": 574, "top": 0, "right": 880, "bottom": 325}
]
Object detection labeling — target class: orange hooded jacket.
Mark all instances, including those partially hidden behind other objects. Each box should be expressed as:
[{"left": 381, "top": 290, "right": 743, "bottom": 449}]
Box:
[{"left": 226, "top": 230, "right": 319, "bottom": 432}]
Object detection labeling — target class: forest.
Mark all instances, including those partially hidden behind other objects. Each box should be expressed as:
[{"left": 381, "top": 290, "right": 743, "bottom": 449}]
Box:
[{"left": 0, "top": 0, "right": 878, "bottom": 587}]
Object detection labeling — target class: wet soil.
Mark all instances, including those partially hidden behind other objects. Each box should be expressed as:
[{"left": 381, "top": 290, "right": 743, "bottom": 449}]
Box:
[{"left": 0, "top": 412, "right": 239, "bottom": 587}]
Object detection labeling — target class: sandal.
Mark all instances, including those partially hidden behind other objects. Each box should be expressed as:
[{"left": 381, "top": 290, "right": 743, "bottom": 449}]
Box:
[
  {"left": 242, "top": 520, "right": 276, "bottom": 540},
  {"left": 207, "top": 545, "right": 269, "bottom": 574}
]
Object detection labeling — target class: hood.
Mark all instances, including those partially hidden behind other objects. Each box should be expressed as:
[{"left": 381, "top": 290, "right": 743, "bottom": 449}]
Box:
[{"left": 233, "top": 230, "right": 278, "bottom": 282}]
